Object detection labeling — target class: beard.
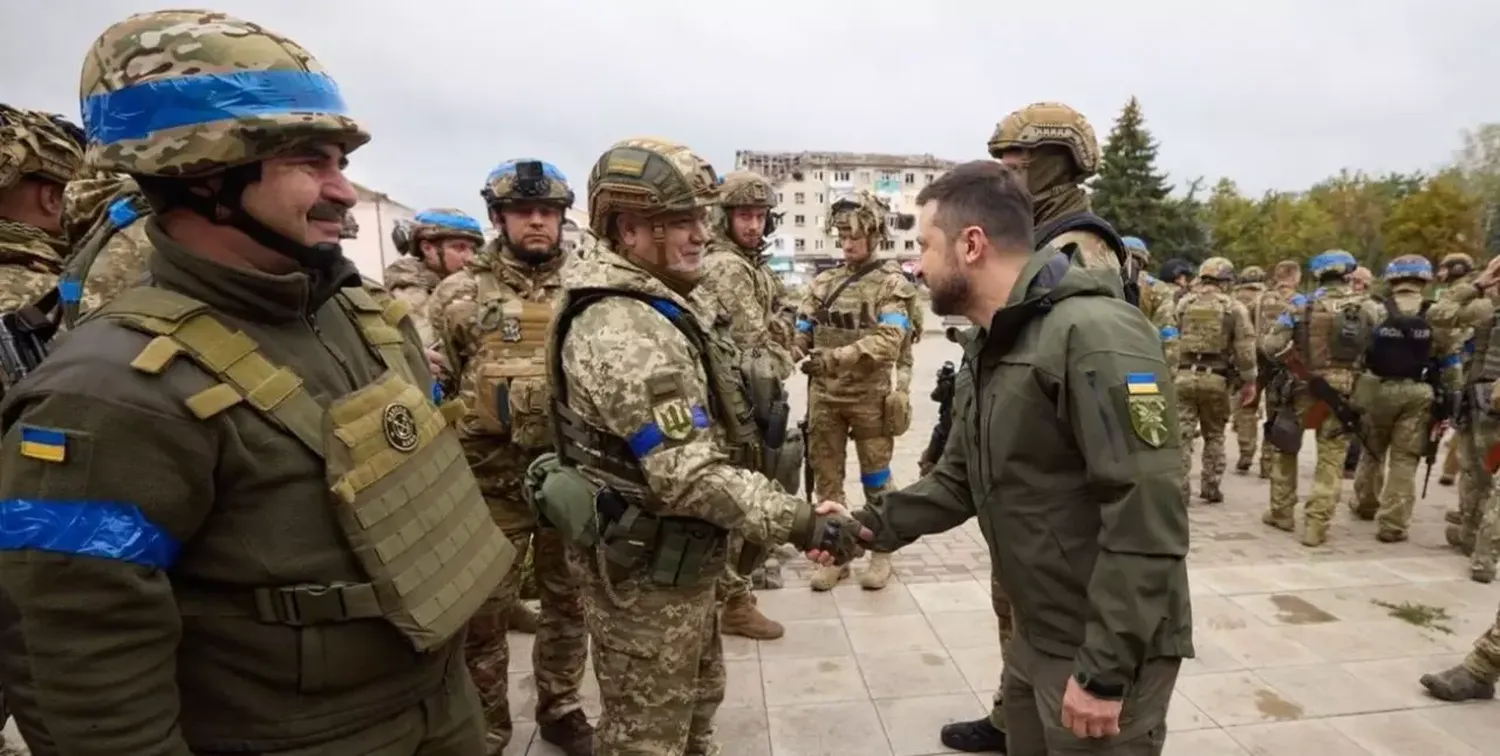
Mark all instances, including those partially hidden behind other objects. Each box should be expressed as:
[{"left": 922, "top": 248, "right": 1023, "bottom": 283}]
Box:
[{"left": 928, "top": 267, "right": 972, "bottom": 317}]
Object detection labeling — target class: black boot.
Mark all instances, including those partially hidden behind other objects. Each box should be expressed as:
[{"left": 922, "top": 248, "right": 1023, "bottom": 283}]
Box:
[{"left": 939, "top": 717, "right": 1007, "bottom": 753}]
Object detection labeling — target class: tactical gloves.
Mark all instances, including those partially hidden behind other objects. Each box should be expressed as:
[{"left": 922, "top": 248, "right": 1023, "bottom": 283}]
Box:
[
  {"left": 800, "top": 348, "right": 832, "bottom": 376},
  {"left": 790, "top": 505, "right": 867, "bottom": 565}
]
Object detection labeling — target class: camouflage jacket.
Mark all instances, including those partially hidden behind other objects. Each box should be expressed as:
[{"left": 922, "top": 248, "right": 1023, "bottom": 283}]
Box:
[
  {"left": 1428, "top": 279, "right": 1498, "bottom": 386},
  {"left": 428, "top": 244, "right": 569, "bottom": 517},
  {"left": 0, "top": 220, "right": 65, "bottom": 312},
  {"left": 59, "top": 174, "right": 153, "bottom": 327},
  {"left": 1161, "top": 284, "right": 1257, "bottom": 384},
  {"left": 551, "top": 243, "right": 811, "bottom": 546},
  {"left": 699, "top": 238, "right": 795, "bottom": 379},
  {"left": 382, "top": 256, "right": 444, "bottom": 346},
  {"left": 794, "top": 259, "right": 917, "bottom": 402},
  {"left": 1264, "top": 282, "right": 1373, "bottom": 391}
]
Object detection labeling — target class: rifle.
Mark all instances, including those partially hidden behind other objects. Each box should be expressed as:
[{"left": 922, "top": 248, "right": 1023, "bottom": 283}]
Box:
[
  {"left": 0, "top": 288, "right": 61, "bottom": 399},
  {"left": 1422, "top": 364, "right": 1454, "bottom": 498},
  {"left": 1279, "top": 346, "right": 1371, "bottom": 453},
  {"left": 919, "top": 361, "right": 956, "bottom": 473},
  {"left": 799, "top": 374, "right": 813, "bottom": 504}
]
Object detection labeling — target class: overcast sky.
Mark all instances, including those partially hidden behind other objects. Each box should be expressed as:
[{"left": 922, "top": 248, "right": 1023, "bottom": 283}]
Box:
[{"left": 4, "top": 0, "right": 1497, "bottom": 220}]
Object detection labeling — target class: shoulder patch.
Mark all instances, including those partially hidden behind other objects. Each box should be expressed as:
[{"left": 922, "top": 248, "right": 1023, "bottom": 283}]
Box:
[
  {"left": 19, "top": 425, "right": 69, "bottom": 463},
  {"left": 653, "top": 396, "right": 697, "bottom": 441},
  {"left": 1122, "top": 374, "right": 1169, "bottom": 448}
]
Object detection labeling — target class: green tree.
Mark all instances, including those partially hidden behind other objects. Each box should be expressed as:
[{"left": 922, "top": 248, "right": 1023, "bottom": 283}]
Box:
[
  {"left": 1203, "top": 178, "right": 1263, "bottom": 265},
  {"left": 1453, "top": 123, "right": 1500, "bottom": 257},
  {"left": 1382, "top": 169, "right": 1484, "bottom": 263},
  {"left": 1090, "top": 96, "right": 1180, "bottom": 254}
]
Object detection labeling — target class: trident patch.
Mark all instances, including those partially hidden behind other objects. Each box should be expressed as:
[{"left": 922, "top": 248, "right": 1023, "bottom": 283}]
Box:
[{"left": 653, "top": 397, "right": 696, "bottom": 440}]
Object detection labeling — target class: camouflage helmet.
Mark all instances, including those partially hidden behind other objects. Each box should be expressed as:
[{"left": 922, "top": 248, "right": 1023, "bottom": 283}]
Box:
[
  {"left": 78, "top": 10, "right": 370, "bottom": 179},
  {"left": 339, "top": 210, "right": 359, "bottom": 239},
  {"left": 1237, "top": 265, "right": 1266, "bottom": 284},
  {"left": 826, "top": 189, "right": 896, "bottom": 242},
  {"left": 719, "top": 171, "right": 776, "bottom": 208},
  {"left": 1122, "top": 235, "right": 1149, "bottom": 262},
  {"left": 987, "top": 102, "right": 1101, "bottom": 177},
  {"left": 587, "top": 137, "right": 719, "bottom": 238},
  {"left": 0, "top": 105, "right": 85, "bottom": 192},
  {"left": 1308, "top": 249, "right": 1358, "bottom": 278},
  {"left": 393, "top": 207, "right": 483, "bottom": 256},
  {"left": 60, "top": 168, "right": 145, "bottom": 246},
  {"left": 1439, "top": 252, "right": 1476, "bottom": 278},
  {"left": 1197, "top": 256, "right": 1236, "bottom": 283},
  {"left": 1383, "top": 254, "right": 1433, "bottom": 282},
  {"left": 482, "top": 158, "right": 574, "bottom": 209}
]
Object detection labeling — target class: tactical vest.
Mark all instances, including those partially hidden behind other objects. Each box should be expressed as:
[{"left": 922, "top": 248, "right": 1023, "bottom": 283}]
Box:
[
  {"left": 59, "top": 194, "right": 148, "bottom": 328},
  {"left": 549, "top": 287, "right": 761, "bottom": 496},
  {"left": 1367, "top": 298, "right": 1433, "bottom": 380},
  {"left": 1296, "top": 295, "right": 1368, "bottom": 371},
  {"left": 1032, "top": 212, "right": 1132, "bottom": 305},
  {"left": 464, "top": 271, "right": 557, "bottom": 451},
  {"left": 99, "top": 285, "right": 513, "bottom": 652},
  {"left": 1177, "top": 291, "right": 1235, "bottom": 367}
]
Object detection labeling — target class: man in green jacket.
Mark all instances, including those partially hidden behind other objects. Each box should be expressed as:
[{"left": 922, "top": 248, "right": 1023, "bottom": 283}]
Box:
[{"left": 844, "top": 160, "right": 1194, "bottom": 755}]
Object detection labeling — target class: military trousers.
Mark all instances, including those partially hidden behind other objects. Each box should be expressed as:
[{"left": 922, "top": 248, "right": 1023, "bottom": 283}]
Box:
[
  {"left": 1232, "top": 387, "right": 1260, "bottom": 470},
  {"left": 1001, "top": 633, "right": 1179, "bottom": 756},
  {"left": 807, "top": 397, "right": 897, "bottom": 505},
  {"left": 573, "top": 544, "right": 726, "bottom": 756},
  {"left": 1462, "top": 599, "right": 1500, "bottom": 683},
  {"left": 715, "top": 534, "right": 754, "bottom": 604},
  {"left": 1457, "top": 416, "right": 1500, "bottom": 574},
  {"left": 1268, "top": 377, "right": 1356, "bottom": 530},
  {"left": 987, "top": 569, "right": 1016, "bottom": 732},
  {"left": 1173, "top": 370, "right": 1232, "bottom": 501},
  {"left": 1350, "top": 379, "right": 1432, "bottom": 537},
  {"left": 197, "top": 653, "right": 485, "bottom": 756},
  {"left": 464, "top": 520, "right": 586, "bottom": 751}
]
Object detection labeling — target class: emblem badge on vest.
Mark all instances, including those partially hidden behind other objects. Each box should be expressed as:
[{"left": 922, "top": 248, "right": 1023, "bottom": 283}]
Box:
[
  {"left": 383, "top": 403, "right": 420, "bottom": 452},
  {"left": 501, "top": 317, "right": 522, "bottom": 342}
]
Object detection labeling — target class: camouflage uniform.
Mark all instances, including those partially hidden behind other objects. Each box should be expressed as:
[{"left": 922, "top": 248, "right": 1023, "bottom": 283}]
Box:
[
  {"left": 55, "top": 170, "right": 152, "bottom": 329},
  {"left": 544, "top": 137, "right": 863, "bottom": 756},
  {"left": 1427, "top": 267, "right": 1500, "bottom": 582},
  {"left": 1252, "top": 278, "right": 1301, "bottom": 478},
  {"left": 1158, "top": 258, "right": 1257, "bottom": 503},
  {"left": 796, "top": 190, "right": 917, "bottom": 592},
  {"left": 0, "top": 105, "right": 83, "bottom": 315},
  {"left": 387, "top": 208, "right": 484, "bottom": 347},
  {"left": 697, "top": 171, "right": 793, "bottom": 638},
  {"left": 1149, "top": 259, "right": 1194, "bottom": 372},
  {"left": 1435, "top": 254, "right": 1478, "bottom": 498},
  {"left": 1262, "top": 251, "right": 1375, "bottom": 546},
  {"left": 1350, "top": 256, "right": 1461, "bottom": 542},
  {"left": 1230, "top": 266, "right": 1267, "bottom": 470},
  {"left": 429, "top": 161, "right": 588, "bottom": 755}
]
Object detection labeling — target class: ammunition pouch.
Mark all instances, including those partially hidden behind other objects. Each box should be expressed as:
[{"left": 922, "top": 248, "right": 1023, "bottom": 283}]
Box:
[
  {"left": 1267, "top": 401, "right": 1304, "bottom": 454},
  {"left": 763, "top": 425, "right": 804, "bottom": 496},
  {"left": 734, "top": 539, "right": 770, "bottom": 576},
  {"left": 883, "top": 391, "right": 912, "bottom": 436}
]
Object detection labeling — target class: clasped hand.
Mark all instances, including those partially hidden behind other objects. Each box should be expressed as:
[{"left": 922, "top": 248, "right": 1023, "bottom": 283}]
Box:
[{"left": 802, "top": 501, "right": 873, "bottom": 566}]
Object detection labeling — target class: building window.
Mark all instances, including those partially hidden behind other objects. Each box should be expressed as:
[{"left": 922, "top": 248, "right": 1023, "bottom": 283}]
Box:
[
  {"left": 814, "top": 171, "right": 824, "bottom": 181},
  {"left": 774, "top": 238, "right": 784, "bottom": 249},
  {"left": 905, "top": 172, "right": 915, "bottom": 185},
  {"left": 886, "top": 216, "right": 900, "bottom": 229},
  {"left": 814, "top": 239, "right": 824, "bottom": 250},
  {"left": 794, "top": 214, "right": 806, "bottom": 227},
  {"left": 904, "top": 240, "right": 915, "bottom": 251},
  {"left": 925, "top": 173, "right": 935, "bottom": 183},
  {"left": 880, "top": 240, "right": 895, "bottom": 251},
  {"left": 814, "top": 215, "right": 822, "bottom": 228},
  {"left": 834, "top": 171, "right": 850, "bottom": 182},
  {"left": 794, "top": 192, "right": 805, "bottom": 204},
  {"left": 815, "top": 192, "right": 824, "bottom": 204},
  {"left": 776, "top": 192, "right": 784, "bottom": 204},
  {"left": 794, "top": 239, "right": 805, "bottom": 251}
]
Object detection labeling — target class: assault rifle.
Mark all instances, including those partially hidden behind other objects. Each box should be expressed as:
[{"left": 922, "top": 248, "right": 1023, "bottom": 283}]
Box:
[
  {"left": 1280, "top": 347, "right": 1371, "bottom": 453},
  {"left": 918, "top": 361, "right": 956, "bottom": 475},
  {"left": 0, "top": 288, "right": 61, "bottom": 400},
  {"left": 1421, "top": 359, "right": 1455, "bottom": 498}
]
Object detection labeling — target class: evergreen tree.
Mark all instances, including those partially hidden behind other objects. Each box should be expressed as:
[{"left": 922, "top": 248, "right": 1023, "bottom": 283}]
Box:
[{"left": 1090, "top": 97, "right": 1192, "bottom": 257}]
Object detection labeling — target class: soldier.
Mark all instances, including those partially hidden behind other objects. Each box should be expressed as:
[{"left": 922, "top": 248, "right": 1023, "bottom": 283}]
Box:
[
  {"left": 427, "top": 159, "right": 589, "bottom": 754},
  {"left": 0, "top": 105, "right": 83, "bottom": 315},
  {"left": 1252, "top": 259, "right": 1303, "bottom": 478},
  {"left": 1261, "top": 250, "right": 1375, "bottom": 546},
  {"left": 986, "top": 102, "right": 1130, "bottom": 286},
  {"left": 534, "top": 136, "right": 866, "bottom": 756},
  {"left": 1349, "top": 255, "right": 1460, "bottom": 542},
  {"left": 1420, "top": 607, "right": 1500, "bottom": 702},
  {"left": 1343, "top": 265, "right": 1377, "bottom": 478},
  {"left": 795, "top": 190, "right": 919, "bottom": 591},
  {"left": 1437, "top": 252, "right": 1478, "bottom": 490},
  {"left": 1160, "top": 257, "right": 1257, "bottom": 503},
  {"left": 1126, "top": 236, "right": 1168, "bottom": 322},
  {"left": 697, "top": 170, "right": 794, "bottom": 637},
  {"left": 1231, "top": 265, "right": 1268, "bottom": 471},
  {"left": 55, "top": 170, "right": 152, "bottom": 329},
  {"left": 0, "top": 10, "right": 516, "bottom": 755},
  {"left": 387, "top": 207, "right": 483, "bottom": 347},
  {"left": 1428, "top": 254, "right": 1500, "bottom": 582}
]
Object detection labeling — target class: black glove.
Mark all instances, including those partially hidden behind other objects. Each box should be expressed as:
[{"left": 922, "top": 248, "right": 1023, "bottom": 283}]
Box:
[{"left": 811, "top": 511, "right": 866, "bottom": 566}]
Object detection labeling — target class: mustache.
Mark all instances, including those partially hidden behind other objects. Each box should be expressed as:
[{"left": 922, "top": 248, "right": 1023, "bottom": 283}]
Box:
[{"left": 307, "top": 202, "right": 350, "bottom": 222}]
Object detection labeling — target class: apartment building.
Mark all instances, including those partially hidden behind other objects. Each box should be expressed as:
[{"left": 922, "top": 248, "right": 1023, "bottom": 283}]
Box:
[{"left": 733, "top": 150, "right": 959, "bottom": 283}]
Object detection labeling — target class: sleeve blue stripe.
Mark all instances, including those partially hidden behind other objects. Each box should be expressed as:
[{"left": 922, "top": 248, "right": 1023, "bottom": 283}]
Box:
[
  {"left": 1276, "top": 313, "right": 1295, "bottom": 328},
  {"left": 1290, "top": 294, "right": 1308, "bottom": 307},
  {"left": 413, "top": 211, "right": 482, "bottom": 234},
  {"left": 0, "top": 499, "right": 179, "bottom": 569},
  {"left": 627, "top": 405, "right": 711, "bottom": 457},
  {"left": 796, "top": 318, "right": 813, "bottom": 333},
  {"left": 1159, "top": 326, "right": 1179, "bottom": 340},
  {"left": 649, "top": 298, "right": 684, "bottom": 321},
  {"left": 860, "top": 468, "right": 892, "bottom": 488},
  {"left": 58, "top": 278, "right": 82, "bottom": 304},
  {"left": 1442, "top": 354, "right": 1463, "bottom": 368},
  {"left": 83, "top": 70, "right": 349, "bottom": 145},
  {"left": 107, "top": 197, "right": 140, "bottom": 229},
  {"left": 878, "top": 313, "right": 911, "bottom": 330}
]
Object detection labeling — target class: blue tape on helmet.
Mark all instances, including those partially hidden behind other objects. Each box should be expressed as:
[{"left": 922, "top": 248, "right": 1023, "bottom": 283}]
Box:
[
  {"left": 486, "top": 158, "right": 568, "bottom": 185},
  {"left": 1308, "top": 250, "right": 1356, "bottom": 275},
  {"left": 414, "top": 211, "right": 482, "bottom": 235},
  {"left": 82, "top": 70, "right": 349, "bottom": 145},
  {"left": 1123, "top": 236, "right": 1146, "bottom": 250},
  {"left": 1384, "top": 259, "right": 1432, "bottom": 279}
]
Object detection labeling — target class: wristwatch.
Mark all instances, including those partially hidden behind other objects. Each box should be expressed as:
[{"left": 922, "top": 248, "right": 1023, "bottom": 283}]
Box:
[{"left": 1073, "top": 671, "right": 1126, "bottom": 700}]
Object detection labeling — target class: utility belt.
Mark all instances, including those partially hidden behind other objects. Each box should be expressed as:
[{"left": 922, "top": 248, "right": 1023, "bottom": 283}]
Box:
[
  {"left": 1181, "top": 363, "right": 1229, "bottom": 378},
  {"left": 524, "top": 453, "right": 745, "bottom": 587},
  {"left": 174, "top": 580, "right": 385, "bottom": 627}
]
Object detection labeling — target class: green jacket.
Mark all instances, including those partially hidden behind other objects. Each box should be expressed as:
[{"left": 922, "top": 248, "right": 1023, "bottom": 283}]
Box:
[
  {"left": 0, "top": 221, "right": 456, "bottom": 755},
  {"left": 860, "top": 250, "right": 1194, "bottom": 690}
]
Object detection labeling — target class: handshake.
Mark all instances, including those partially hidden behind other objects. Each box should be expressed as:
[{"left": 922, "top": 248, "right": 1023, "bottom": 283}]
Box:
[{"left": 800, "top": 501, "right": 876, "bottom": 567}]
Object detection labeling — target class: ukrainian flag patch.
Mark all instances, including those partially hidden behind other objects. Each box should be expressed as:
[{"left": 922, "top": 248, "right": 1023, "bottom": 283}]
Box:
[
  {"left": 19, "top": 426, "right": 67, "bottom": 463},
  {"left": 1125, "top": 372, "right": 1160, "bottom": 395}
]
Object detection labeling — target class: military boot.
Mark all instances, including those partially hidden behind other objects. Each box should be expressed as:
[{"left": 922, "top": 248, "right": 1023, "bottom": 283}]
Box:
[
  {"left": 939, "top": 717, "right": 1007, "bottom": 753},
  {"left": 811, "top": 563, "right": 850, "bottom": 591},
  {"left": 720, "top": 593, "right": 785, "bottom": 640},
  {"left": 1262, "top": 511, "right": 1294, "bottom": 532},
  {"left": 1235, "top": 459, "right": 1252, "bottom": 474},
  {"left": 1199, "top": 488, "right": 1224, "bottom": 504},
  {"left": 859, "top": 552, "right": 893, "bottom": 590},
  {"left": 506, "top": 602, "right": 539, "bottom": 634},
  {"left": 1447, "top": 524, "right": 1475, "bottom": 555},
  {"left": 1301, "top": 520, "right": 1328, "bottom": 547},
  {"left": 539, "top": 710, "right": 595, "bottom": 756},
  {"left": 1440, "top": 474, "right": 1456, "bottom": 487},
  {"left": 1420, "top": 665, "right": 1497, "bottom": 702},
  {"left": 1446, "top": 508, "right": 1462, "bottom": 525}
]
